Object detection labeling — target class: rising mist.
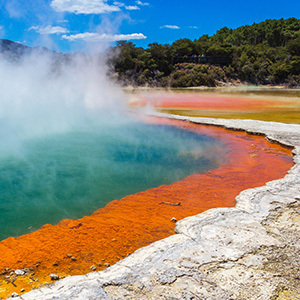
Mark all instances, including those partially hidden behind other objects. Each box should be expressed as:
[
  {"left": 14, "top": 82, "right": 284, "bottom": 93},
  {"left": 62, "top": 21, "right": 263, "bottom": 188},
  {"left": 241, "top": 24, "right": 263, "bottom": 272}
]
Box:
[{"left": 0, "top": 48, "right": 127, "bottom": 154}]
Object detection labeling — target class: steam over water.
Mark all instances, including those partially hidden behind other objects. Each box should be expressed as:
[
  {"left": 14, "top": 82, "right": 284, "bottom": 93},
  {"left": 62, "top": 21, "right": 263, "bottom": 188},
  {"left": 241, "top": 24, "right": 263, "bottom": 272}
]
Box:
[{"left": 0, "top": 51, "right": 226, "bottom": 241}]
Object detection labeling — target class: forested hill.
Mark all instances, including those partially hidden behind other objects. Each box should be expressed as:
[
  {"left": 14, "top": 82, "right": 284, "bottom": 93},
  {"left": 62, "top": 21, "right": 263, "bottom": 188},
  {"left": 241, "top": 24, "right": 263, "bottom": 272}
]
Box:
[
  {"left": 1, "top": 18, "right": 299, "bottom": 88},
  {"left": 109, "top": 18, "right": 300, "bottom": 87}
]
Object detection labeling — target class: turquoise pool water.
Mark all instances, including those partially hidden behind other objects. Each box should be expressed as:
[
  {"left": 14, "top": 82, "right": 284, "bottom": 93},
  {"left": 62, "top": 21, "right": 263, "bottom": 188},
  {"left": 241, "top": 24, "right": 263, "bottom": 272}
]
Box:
[{"left": 0, "top": 118, "right": 226, "bottom": 241}]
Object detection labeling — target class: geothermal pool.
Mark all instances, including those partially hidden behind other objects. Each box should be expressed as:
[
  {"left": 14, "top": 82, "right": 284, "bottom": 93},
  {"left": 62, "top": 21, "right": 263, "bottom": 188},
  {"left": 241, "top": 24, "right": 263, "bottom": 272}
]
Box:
[
  {"left": 0, "top": 54, "right": 295, "bottom": 298},
  {"left": 0, "top": 115, "right": 294, "bottom": 299},
  {"left": 0, "top": 118, "right": 225, "bottom": 241}
]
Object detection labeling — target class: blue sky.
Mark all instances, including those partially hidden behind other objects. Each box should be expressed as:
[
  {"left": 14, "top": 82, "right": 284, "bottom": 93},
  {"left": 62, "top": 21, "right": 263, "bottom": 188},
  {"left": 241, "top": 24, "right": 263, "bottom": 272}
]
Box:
[{"left": 0, "top": 0, "right": 300, "bottom": 53}]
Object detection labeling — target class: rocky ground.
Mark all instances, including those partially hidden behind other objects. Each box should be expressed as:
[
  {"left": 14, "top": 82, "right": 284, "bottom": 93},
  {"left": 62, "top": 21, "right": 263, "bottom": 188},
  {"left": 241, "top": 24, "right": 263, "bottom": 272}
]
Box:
[{"left": 13, "top": 115, "right": 300, "bottom": 300}]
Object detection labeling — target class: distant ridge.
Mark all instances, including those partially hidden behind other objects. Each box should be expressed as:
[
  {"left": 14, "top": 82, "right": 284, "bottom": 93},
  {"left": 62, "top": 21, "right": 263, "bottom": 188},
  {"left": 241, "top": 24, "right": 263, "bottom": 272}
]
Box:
[
  {"left": 0, "top": 39, "right": 63, "bottom": 61},
  {"left": 0, "top": 39, "right": 31, "bottom": 59}
]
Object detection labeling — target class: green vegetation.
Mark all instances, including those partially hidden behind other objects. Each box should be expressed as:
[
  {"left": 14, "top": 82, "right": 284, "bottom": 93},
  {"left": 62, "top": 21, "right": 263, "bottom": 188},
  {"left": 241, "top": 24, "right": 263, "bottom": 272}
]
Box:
[{"left": 109, "top": 18, "right": 300, "bottom": 87}]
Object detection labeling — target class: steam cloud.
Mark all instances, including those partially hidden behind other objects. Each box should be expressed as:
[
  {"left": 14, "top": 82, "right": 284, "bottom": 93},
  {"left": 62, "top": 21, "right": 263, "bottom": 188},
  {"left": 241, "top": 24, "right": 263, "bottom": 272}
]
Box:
[{"left": 0, "top": 50, "right": 126, "bottom": 155}]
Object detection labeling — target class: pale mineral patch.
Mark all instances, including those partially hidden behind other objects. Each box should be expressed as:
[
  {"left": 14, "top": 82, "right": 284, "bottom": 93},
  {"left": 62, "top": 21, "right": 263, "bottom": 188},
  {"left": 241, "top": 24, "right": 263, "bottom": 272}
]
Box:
[{"left": 19, "top": 115, "right": 300, "bottom": 300}]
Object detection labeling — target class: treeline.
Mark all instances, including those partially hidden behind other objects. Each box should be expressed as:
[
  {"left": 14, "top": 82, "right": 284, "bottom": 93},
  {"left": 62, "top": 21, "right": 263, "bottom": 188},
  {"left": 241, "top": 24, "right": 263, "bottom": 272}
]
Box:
[{"left": 108, "top": 18, "right": 300, "bottom": 87}]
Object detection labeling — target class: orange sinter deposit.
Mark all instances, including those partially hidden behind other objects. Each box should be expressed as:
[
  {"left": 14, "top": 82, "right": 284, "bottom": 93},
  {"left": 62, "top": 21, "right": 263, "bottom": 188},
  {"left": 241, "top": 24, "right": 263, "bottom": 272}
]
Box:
[
  {"left": 0, "top": 116, "right": 294, "bottom": 298},
  {"left": 128, "top": 90, "right": 296, "bottom": 111}
]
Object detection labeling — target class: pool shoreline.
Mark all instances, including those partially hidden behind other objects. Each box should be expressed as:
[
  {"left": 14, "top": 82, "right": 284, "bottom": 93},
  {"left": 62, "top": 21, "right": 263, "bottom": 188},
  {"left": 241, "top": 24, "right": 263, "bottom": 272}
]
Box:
[{"left": 19, "top": 115, "right": 300, "bottom": 300}]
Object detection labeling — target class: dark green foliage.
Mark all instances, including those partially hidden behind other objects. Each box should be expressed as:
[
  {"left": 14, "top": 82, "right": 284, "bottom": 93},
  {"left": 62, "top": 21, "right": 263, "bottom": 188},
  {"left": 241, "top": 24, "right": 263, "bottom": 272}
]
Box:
[
  {"left": 169, "top": 64, "right": 216, "bottom": 87},
  {"left": 287, "top": 36, "right": 300, "bottom": 56},
  {"left": 110, "top": 18, "right": 300, "bottom": 87}
]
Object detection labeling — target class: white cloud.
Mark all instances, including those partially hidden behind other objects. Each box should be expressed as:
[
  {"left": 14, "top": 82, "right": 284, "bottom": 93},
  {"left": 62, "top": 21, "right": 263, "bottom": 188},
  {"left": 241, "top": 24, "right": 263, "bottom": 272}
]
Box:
[
  {"left": 160, "top": 25, "right": 180, "bottom": 30},
  {"left": 188, "top": 26, "right": 198, "bottom": 29},
  {"left": 113, "top": 1, "right": 124, "bottom": 6},
  {"left": 29, "top": 25, "right": 69, "bottom": 35},
  {"left": 125, "top": 5, "right": 140, "bottom": 10},
  {"left": 136, "top": 0, "right": 149, "bottom": 5},
  {"left": 51, "top": 0, "right": 121, "bottom": 14},
  {"left": 113, "top": 2, "right": 139, "bottom": 10},
  {"left": 58, "top": 19, "right": 69, "bottom": 23},
  {"left": 62, "top": 32, "right": 147, "bottom": 42}
]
